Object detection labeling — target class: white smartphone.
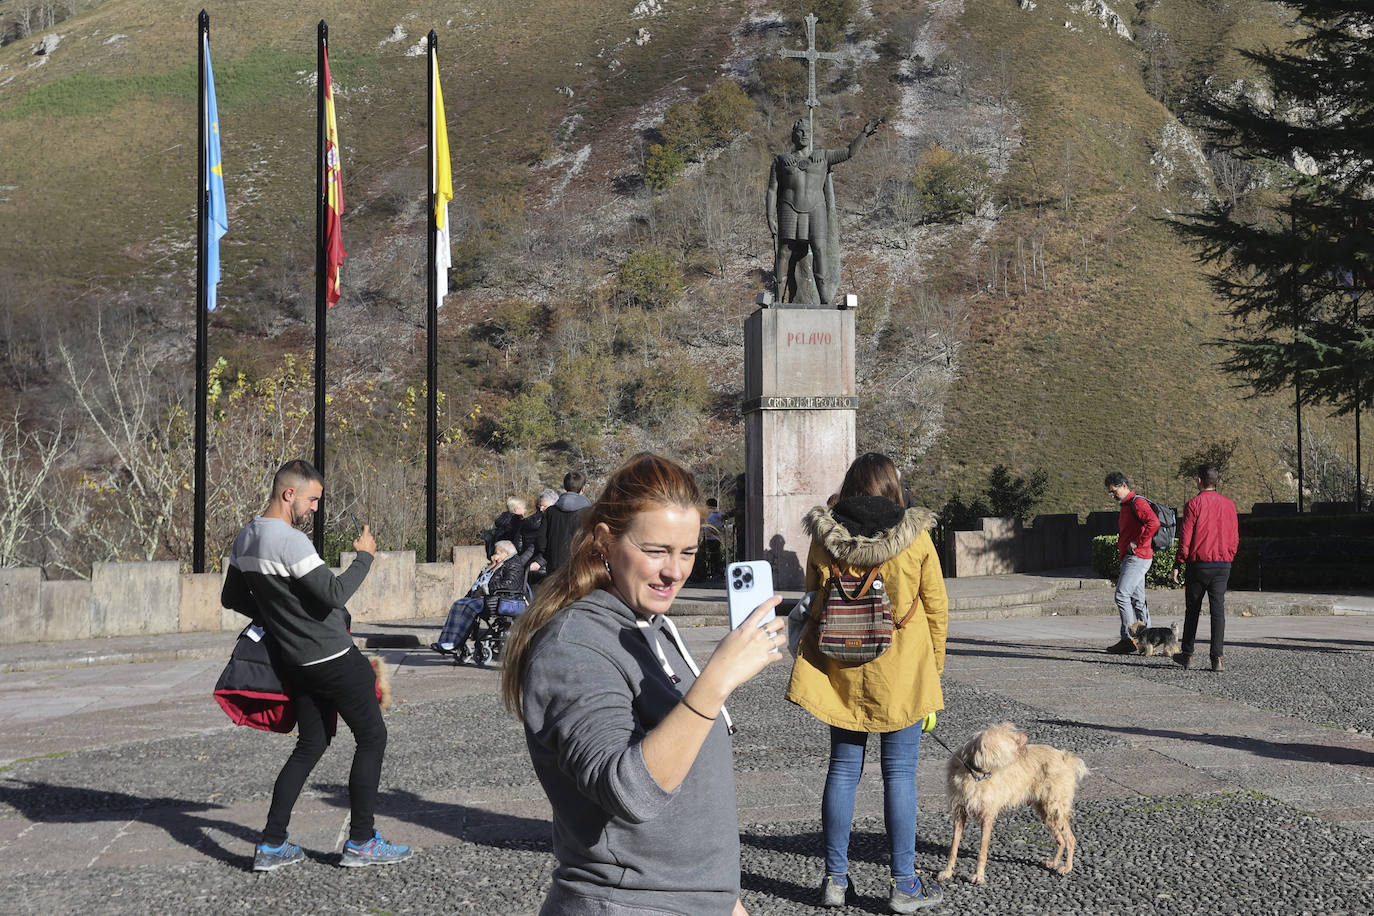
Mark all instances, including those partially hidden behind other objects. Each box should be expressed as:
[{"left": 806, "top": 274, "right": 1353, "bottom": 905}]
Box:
[{"left": 726, "top": 560, "right": 776, "bottom": 630}]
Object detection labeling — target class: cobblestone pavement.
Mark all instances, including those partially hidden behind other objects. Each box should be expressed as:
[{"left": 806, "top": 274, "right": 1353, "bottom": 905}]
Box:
[{"left": 0, "top": 611, "right": 1372, "bottom": 914}]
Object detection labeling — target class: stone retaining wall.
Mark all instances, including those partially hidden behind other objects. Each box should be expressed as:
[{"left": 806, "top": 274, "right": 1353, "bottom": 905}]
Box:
[{"left": 0, "top": 546, "right": 488, "bottom": 645}]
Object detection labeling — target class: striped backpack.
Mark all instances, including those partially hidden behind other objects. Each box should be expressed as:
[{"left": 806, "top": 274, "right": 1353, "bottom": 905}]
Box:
[{"left": 816, "top": 562, "right": 918, "bottom": 663}]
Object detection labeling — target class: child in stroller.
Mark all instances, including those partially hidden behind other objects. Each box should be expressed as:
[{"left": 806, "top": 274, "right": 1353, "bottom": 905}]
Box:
[{"left": 431, "top": 540, "right": 530, "bottom": 666}]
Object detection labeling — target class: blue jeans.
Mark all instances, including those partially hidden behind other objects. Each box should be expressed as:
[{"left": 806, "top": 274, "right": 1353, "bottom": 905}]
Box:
[
  {"left": 822, "top": 722, "right": 921, "bottom": 880},
  {"left": 1115, "top": 555, "right": 1152, "bottom": 639}
]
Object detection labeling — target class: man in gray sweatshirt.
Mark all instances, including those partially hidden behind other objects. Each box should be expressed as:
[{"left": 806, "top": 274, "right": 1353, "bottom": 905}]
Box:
[{"left": 221, "top": 459, "right": 413, "bottom": 871}]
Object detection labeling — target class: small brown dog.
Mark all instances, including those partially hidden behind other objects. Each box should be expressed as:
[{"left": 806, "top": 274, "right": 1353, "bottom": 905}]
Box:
[
  {"left": 1128, "top": 621, "right": 1181, "bottom": 658},
  {"left": 938, "top": 722, "right": 1087, "bottom": 884}
]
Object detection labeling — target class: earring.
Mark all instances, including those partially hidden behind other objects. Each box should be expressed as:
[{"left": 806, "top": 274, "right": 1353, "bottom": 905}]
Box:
[{"left": 602, "top": 557, "right": 613, "bottom": 577}]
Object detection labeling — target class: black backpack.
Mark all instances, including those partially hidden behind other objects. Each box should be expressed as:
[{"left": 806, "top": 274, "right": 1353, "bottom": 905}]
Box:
[{"left": 1137, "top": 496, "right": 1177, "bottom": 551}]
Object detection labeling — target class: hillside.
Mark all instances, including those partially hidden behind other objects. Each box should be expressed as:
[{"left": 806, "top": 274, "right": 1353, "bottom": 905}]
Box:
[{"left": 0, "top": 0, "right": 1357, "bottom": 571}]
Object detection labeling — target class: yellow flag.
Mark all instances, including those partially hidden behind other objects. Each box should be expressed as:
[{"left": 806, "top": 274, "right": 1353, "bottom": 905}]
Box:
[{"left": 432, "top": 49, "right": 453, "bottom": 304}]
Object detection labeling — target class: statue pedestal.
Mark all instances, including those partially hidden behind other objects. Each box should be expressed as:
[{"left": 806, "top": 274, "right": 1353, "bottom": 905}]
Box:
[{"left": 743, "top": 307, "right": 857, "bottom": 589}]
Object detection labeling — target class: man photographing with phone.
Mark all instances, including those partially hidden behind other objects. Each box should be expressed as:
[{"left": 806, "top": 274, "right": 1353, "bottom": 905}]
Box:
[{"left": 221, "top": 459, "right": 413, "bottom": 871}]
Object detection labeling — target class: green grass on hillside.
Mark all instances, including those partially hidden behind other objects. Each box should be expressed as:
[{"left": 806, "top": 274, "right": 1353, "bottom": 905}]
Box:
[{"left": 914, "top": 0, "right": 1299, "bottom": 516}]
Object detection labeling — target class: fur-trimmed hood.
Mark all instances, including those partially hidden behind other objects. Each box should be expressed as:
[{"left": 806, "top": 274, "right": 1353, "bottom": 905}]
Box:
[{"left": 802, "top": 498, "right": 937, "bottom": 568}]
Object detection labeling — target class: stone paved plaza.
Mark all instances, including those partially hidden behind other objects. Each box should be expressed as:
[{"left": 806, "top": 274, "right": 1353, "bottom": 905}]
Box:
[{"left": 1, "top": 589, "right": 1372, "bottom": 914}]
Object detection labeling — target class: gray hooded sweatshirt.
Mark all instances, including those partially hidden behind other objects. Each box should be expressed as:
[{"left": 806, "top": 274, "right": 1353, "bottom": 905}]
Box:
[{"left": 522, "top": 589, "right": 739, "bottom": 915}]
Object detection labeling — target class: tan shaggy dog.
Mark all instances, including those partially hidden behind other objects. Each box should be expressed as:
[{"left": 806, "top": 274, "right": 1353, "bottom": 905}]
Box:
[{"left": 938, "top": 722, "right": 1088, "bottom": 885}]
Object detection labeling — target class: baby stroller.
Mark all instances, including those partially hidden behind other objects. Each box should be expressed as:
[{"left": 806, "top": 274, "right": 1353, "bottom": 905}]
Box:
[{"left": 457, "top": 586, "right": 530, "bottom": 666}]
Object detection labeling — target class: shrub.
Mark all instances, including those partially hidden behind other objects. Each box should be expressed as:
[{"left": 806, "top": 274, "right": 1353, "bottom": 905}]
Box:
[
  {"left": 696, "top": 79, "right": 754, "bottom": 146},
  {"left": 644, "top": 142, "right": 686, "bottom": 192},
  {"left": 911, "top": 145, "right": 990, "bottom": 223},
  {"left": 629, "top": 360, "right": 711, "bottom": 427},
  {"left": 492, "top": 381, "right": 554, "bottom": 451},
  {"left": 617, "top": 250, "right": 683, "bottom": 310},
  {"left": 1091, "top": 535, "right": 1180, "bottom": 588},
  {"left": 659, "top": 101, "right": 705, "bottom": 160},
  {"left": 655, "top": 79, "right": 754, "bottom": 167}
]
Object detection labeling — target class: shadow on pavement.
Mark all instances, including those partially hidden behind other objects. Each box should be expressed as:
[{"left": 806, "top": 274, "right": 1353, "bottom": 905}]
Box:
[
  {"left": 1042, "top": 720, "right": 1374, "bottom": 767},
  {"left": 315, "top": 785, "right": 553, "bottom": 849},
  {"left": 0, "top": 779, "right": 257, "bottom": 865}
]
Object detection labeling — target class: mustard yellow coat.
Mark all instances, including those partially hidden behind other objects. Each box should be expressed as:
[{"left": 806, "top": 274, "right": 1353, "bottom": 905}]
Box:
[{"left": 785, "top": 504, "right": 948, "bottom": 732}]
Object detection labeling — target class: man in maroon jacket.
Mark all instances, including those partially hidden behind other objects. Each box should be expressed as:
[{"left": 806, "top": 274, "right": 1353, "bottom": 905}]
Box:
[
  {"left": 1170, "top": 464, "right": 1240, "bottom": 671},
  {"left": 1105, "top": 471, "right": 1160, "bottom": 653}
]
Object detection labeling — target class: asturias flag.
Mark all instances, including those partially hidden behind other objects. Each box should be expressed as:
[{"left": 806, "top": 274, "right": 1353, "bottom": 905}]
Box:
[
  {"left": 323, "top": 47, "right": 345, "bottom": 307},
  {"left": 204, "top": 36, "right": 227, "bottom": 312},
  {"left": 432, "top": 49, "right": 453, "bottom": 306}
]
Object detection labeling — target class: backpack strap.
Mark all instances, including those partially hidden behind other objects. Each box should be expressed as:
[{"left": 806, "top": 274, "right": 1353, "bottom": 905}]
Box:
[
  {"left": 894, "top": 597, "right": 920, "bottom": 629},
  {"left": 829, "top": 562, "right": 881, "bottom": 600}
]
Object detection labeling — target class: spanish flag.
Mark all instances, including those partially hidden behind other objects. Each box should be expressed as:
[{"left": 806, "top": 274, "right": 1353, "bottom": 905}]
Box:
[
  {"left": 432, "top": 48, "right": 453, "bottom": 306},
  {"left": 322, "top": 46, "right": 345, "bottom": 307}
]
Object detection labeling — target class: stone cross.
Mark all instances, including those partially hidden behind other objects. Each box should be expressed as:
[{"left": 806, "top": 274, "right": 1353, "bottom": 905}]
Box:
[{"left": 777, "top": 13, "right": 843, "bottom": 151}]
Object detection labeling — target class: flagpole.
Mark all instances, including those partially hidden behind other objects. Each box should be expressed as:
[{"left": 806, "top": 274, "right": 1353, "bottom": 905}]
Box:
[
  {"left": 426, "top": 31, "right": 439, "bottom": 563},
  {"left": 313, "top": 19, "right": 328, "bottom": 553},
  {"left": 194, "top": 9, "right": 210, "bottom": 574}
]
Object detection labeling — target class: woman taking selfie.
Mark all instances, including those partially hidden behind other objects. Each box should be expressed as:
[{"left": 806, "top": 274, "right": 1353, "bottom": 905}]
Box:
[
  {"left": 501, "top": 452, "right": 785, "bottom": 915},
  {"left": 787, "top": 452, "right": 948, "bottom": 912}
]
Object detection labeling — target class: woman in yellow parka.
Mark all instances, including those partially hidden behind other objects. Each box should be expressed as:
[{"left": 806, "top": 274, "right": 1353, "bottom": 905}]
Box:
[{"left": 786, "top": 452, "right": 948, "bottom": 913}]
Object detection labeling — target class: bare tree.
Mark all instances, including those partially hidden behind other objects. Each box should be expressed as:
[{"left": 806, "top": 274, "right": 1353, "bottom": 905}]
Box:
[
  {"left": 0, "top": 411, "right": 68, "bottom": 567},
  {"left": 57, "top": 318, "right": 192, "bottom": 564}
]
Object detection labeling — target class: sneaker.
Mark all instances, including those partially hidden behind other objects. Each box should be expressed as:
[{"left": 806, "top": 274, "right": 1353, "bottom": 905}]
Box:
[
  {"left": 1106, "top": 637, "right": 1137, "bottom": 654},
  {"left": 889, "top": 876, "right": 943, "bottom": 913},
  {"left": 1211, "top": 655, "right": 1224, "bottom": 672},
  {"left": 339, "top": 831, "right": 414, "bottom": 867},
  {"left": 1172, "top": 652, "right": 1192, "bottom": 669},
  {"left": 430, "top": 642, "right": 455, "bottom": 655},
  {"left": 820, "top": 874, "right": 851, "bottom": 907},
  {"left": 253, "top": 839, "right": 305, "bottom": 872}
]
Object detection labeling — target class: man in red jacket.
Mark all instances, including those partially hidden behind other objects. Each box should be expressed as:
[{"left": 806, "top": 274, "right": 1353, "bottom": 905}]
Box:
[
  {"left": 1170, "top": 463, "right": 1239, "bottom": 671},
  {"left": 1105, "top": 471, "right": 1159, "bottom": 654}
]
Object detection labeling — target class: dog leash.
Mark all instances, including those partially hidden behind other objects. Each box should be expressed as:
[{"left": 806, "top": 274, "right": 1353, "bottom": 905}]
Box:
[{"left": 924, "top": 729, "right": 992, "bottom": 782}]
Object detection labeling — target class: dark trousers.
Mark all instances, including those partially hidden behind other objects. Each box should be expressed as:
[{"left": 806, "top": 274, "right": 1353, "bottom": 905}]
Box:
[
  {"left": 1182, "top": 564, "right": 1230, "bottom": 659},
  {"left": 264, "top": 647, "right": 386, "bottom": 846}
]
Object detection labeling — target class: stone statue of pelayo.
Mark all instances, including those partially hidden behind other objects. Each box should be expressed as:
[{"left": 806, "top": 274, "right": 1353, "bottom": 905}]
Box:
[{"left": 767, "top": 117, "right": 881, "bottom": 307}]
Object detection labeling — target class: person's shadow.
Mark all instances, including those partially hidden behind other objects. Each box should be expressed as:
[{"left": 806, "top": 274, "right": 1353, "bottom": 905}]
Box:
[
  {"left": 768, "top": 534, "right": 804, "bottom": 587},
  {"left": 313, "top": 785, "right": 553, "bottom": 856},
  {"left": 0, "top": 779, "right": 258, "bottom": 866}
]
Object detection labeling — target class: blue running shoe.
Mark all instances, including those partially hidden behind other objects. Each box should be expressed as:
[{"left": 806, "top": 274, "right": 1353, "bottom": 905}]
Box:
[
  {"left": 339, "top": 831, "right": 414, "bottom": 867},
  {"left": 253, "top": 839, "right": 305, "bottom": 872}
]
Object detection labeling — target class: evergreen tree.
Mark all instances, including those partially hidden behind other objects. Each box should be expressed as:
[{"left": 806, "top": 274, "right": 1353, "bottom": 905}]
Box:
[{"left": 1174, "top": 0, "right": 1374, "bottom": 415}]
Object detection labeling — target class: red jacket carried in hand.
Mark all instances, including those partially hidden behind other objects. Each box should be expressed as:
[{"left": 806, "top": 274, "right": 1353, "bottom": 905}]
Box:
[
  {"left": 1175, "top": 490, "right": 1239, "bottom": 566},
  {"left": 1117, "top": 491, "right": 1160, "bottom": 561}
]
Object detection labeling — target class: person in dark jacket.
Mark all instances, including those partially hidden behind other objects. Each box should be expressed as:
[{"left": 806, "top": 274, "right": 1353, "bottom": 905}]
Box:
[
  {"left": 542, "top": 470, "right": 592, "bottom": 576},
  {"left": 518, "top": 488, "right": 559, "bottom": 588},
  {"left": 221, "top": 459, "right": 412, "bottom": 871},
  {"left": 488, "top": 497, "right": 527, "bottom": 557},
  {"left": 1170, "top": 464, "right": 1240, "bottom": 671}
]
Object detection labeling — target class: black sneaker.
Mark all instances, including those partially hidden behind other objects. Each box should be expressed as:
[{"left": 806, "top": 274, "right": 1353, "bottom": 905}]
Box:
[{"left": 253, "top": 839, "right": 305, "bottom": 872}]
